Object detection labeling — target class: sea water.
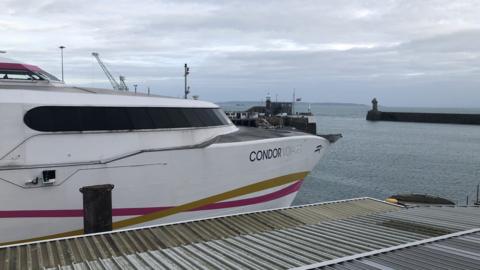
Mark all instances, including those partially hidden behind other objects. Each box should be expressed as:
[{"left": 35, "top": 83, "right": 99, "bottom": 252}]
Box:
[
  {"left": 293, "top": 104, "right": 480, "bottom": 205},
  {"left": 220, "top": 102, "right": 480, "bottom": 205}
]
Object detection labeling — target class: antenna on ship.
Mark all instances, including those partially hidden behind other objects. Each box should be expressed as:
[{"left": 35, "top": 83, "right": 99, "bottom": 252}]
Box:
[
  {"left": 59, "top": 46, "right": 66, "bottom": 82},
  {"left": 92, "top": 52, "right": 129, "bottom": 91},
  {"left": 184, "top": 63, "right": 190, "bottom": 99},
  {"left": 292, "top": 88, "right": 295, "bottom": 115}
]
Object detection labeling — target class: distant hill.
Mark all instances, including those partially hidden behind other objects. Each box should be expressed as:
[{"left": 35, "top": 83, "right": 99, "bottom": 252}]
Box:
[{"left": 308, "top": 102, "right": 368, "bottom": 107}]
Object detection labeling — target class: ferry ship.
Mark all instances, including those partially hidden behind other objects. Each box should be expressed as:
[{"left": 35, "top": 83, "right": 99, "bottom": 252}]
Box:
[{"left": 0, "top": 56, "right": 334, "bottom": 245}]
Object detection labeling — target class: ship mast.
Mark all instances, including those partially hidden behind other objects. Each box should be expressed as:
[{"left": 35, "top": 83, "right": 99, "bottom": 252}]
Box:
[{"left": 184, "top": 63, "right": 190, "bottom": 99}]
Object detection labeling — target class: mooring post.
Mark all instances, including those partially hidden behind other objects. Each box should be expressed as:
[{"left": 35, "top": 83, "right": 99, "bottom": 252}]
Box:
[{"left": 79, "top": 184, "right": 114, "bottom": 234}]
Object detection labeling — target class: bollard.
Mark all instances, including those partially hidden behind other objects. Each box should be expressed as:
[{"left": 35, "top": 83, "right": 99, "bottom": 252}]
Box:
[{"left": 79, "top": 184, "right": 114, "bottom": 234}]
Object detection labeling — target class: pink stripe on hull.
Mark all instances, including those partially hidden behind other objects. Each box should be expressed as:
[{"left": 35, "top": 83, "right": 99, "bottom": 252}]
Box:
[
  {"left": 0, "top": 180, "right": 303, "bottom": 218},
  {"left": 193, "top": 179, "right": 303, "bottom": 211}
]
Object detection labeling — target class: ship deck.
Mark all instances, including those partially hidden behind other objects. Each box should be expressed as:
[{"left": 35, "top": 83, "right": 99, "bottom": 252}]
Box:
[{"left": 216, "top": 126, "right": 311, "bottom": 143}]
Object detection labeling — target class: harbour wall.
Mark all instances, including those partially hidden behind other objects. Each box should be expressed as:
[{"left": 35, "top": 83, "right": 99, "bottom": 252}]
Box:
[
  {"left": 231, "top": 116, "right": 317, "bottom": 134},
  {"left": 283, "top": 116, "right": 317, "bottom": 134},
  {"left": 366, "top": 110, "right": 480, "bottom": 125}
]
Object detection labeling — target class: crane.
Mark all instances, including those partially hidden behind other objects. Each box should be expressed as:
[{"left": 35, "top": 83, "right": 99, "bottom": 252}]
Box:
[
  {"left": 91, "top": 52, "right": 128, "bottom": 91},
  {"left": 119, "top": 75, "right": 128, "bottom": 91}
]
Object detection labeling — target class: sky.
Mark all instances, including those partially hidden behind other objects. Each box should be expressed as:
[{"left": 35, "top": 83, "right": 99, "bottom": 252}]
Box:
[{"left": 1, "top": 0, "right": 480, "bottom": 107}]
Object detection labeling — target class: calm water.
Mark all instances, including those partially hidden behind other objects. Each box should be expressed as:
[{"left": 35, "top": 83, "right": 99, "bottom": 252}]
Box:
[{"left": 221, "top": 102, "right": 480, "bottom": 205}]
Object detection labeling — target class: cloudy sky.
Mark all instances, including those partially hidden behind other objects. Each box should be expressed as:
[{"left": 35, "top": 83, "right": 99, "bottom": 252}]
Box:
[{"left": 1, "top": 0, "right": 480, "bottom": 106}]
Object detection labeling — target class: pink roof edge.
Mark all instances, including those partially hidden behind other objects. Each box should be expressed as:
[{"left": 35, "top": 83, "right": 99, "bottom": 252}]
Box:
[{"left": 0, "top": 62, "right": 42, "bottom": 72}]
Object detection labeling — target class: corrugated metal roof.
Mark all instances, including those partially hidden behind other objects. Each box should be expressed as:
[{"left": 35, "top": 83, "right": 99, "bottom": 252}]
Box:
[
  {"left": 1, "top": 198, "right": 479, "bottom": 270},
  {"left": 299, "top": 228, "right": 480, "bottom": 270},
  {"left": 380, "top": 205, "right": 480, "bottom": 231},
  {"left": 0, "top": 198, "right": 398, "bottom": 270}
]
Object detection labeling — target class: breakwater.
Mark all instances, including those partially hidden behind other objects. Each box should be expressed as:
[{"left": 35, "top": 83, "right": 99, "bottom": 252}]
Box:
[
  {"left": 366, "top": 98, "right": 480, "bottom": 125},
  {"left": 366, "top": 110, "right": 480, "bottom": 125}
]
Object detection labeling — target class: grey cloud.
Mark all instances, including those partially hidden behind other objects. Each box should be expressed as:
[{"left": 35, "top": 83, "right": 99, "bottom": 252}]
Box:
[{"left": 1, "top": 0, "right": 480, "bottom": 106}]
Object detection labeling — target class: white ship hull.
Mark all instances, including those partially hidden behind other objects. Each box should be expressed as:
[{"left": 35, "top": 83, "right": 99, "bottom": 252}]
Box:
[
  {"left": 0, "top": 61, "right": 333, "bottom": 245},
  {"left": 0, "top": 125, "right": 328, "bottom": 245}
]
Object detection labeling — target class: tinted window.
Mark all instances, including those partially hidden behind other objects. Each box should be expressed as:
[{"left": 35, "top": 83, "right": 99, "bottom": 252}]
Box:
[
  {"left": 0, "top": 70, "right": 44, "bottom": 81},
  {"left": 213, "top": 109, "right": 230, "bottom": 125},
  {"left": 147, "top": 107, "right": 172, "bottom": 128},
  {"left": 52, "top": 107, "right": 82, "bottom": 131},
  {"left": 24, "top": 106, "right": 230, "bottom": 132},
  {"left": 81, "top": 107, "right": 107, "bottom": 131},
  {"left": 128, "top": 107, "right": 154, "bottom": 129},
  {"left": 164, "top": 108, "right": 190, "bottom": 128},
  {"left": 196, "top": 109, "right": 220, "bottom": 126},
  {"left": 24, "top": 106, "right": 54, "bottom": 131},
  {"left": 182, "top": 108, "right": 204, "bottom": 127},
  {"left": 105, "top": 107, "right": 132, "bottom": 130}
]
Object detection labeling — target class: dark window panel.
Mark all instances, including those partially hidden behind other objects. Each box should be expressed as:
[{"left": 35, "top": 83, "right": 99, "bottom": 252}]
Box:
[
  {"left": 194, "top": 108, "right": 210, "bottom": 126},
  {"left": 52, "top": 107, "right": 81, "bottom": 131},
  {"left": 182, "top": 108, "right": 204, "bottom": 127},
  {"left": 127, "top": 107, "right": 154, "bottom": 129},
  {"left": 105, "top": 107, "right": 133, "bottom": 130},
  {"left": 148, "top": 107, "right": 172, "bottom": 128},
  {"left": 24, "top": 106, "right": 230, "bottom": 132},
  {"left": 23, "top": 107, "right": 55, "bottom": 132},
  {"left": 80, "top": 107, "right": 107, "bottom": 131},
  {"left": 198, "top": 108, "right": 222, "bottom": 126},
  {"left": 213, "top": 109, "right": 230, "bottom": 125},
  {"left": 165, "top": 108, "right": 190, "bottom": 128}
]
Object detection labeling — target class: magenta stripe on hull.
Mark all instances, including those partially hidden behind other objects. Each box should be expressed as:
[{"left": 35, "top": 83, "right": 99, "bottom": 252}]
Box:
[{"left": 0, "top": 180, "right": 303, "bottom": 218}]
